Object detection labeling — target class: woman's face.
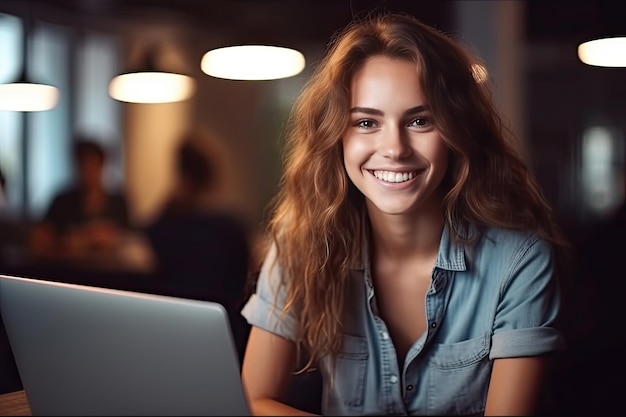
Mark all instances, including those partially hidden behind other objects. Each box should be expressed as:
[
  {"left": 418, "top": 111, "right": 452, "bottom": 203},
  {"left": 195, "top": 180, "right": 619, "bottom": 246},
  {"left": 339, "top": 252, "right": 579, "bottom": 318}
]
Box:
[{"left": 342, "top": 55, "right": 449, "bottom": 218}]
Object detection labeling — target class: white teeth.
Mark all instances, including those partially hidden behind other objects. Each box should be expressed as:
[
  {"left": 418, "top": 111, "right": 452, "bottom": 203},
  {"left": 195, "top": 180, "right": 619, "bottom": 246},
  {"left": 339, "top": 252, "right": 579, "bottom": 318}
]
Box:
[{"left": 372, "top": 170, "right": 417, "bottom": 183}]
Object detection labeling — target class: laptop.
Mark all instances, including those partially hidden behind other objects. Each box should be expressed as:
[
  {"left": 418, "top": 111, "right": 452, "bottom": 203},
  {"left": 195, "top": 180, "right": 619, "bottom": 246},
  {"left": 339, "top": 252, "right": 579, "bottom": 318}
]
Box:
[{"left": 0, "top": 273, "right": 251, "bottom": 416}]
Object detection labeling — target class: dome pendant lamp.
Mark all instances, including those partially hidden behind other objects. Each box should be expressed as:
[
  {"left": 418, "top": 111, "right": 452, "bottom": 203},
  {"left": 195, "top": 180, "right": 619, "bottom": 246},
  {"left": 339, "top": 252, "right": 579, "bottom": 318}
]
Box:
[
  {"left": 108, "top": 46, "right": 196, "bottom": 104},
  {"left": 201, "top": 44, "right": 306, "bottom": 81},
  {"left": 0, "top": 13, "right": 59, "bottom": 112},
  {"left": 578, "top": 36, "right": 626, "bottom": 67}
]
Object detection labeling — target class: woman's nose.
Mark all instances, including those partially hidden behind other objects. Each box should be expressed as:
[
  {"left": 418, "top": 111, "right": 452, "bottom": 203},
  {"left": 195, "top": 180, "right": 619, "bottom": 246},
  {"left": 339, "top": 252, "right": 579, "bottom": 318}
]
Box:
[{"left": 380, "top": 127, "right": 411, "bottom": 159}]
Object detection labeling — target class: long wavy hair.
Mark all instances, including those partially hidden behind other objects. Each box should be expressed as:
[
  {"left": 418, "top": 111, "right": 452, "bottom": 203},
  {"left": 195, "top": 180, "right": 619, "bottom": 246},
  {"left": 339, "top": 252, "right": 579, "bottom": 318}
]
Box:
[{"left": 257, "top": 12, "right": 567, "bottom": 371}]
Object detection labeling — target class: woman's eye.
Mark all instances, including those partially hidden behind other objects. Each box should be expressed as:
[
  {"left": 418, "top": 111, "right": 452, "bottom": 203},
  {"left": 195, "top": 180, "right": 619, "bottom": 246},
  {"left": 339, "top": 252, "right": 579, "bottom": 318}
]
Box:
[
  {"left": 355, "top": 119, "right": 377, "bottom": 129},
  {"left": 408, "top": 117, "right": 430, "bottom": 128}
]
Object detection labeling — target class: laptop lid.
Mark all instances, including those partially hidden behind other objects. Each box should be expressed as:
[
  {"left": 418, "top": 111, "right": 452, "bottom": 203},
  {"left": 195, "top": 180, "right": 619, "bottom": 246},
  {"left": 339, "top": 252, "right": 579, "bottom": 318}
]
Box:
[{"left": 0, "top": 274, "right": 251, "bottom": 416}]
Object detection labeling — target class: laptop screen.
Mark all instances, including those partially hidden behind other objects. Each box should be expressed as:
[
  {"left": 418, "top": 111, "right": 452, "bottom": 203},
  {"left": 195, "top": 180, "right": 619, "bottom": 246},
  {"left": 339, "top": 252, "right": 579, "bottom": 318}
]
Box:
[{"left": 0, "top": 274, "right": 250, "bottom": 416}]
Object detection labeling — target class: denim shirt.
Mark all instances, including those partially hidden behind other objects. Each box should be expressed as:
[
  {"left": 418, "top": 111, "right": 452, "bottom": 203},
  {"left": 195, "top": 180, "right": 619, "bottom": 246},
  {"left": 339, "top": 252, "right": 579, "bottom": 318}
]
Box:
[{"left": 241, "top": 223, "right": 566, "bottom": 415}]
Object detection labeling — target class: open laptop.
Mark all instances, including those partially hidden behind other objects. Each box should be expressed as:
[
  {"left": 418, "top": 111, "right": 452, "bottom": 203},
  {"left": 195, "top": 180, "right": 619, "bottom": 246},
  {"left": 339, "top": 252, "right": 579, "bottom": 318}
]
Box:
[{"left": 0, "top": 274, "right": 251, "bottom": 416}]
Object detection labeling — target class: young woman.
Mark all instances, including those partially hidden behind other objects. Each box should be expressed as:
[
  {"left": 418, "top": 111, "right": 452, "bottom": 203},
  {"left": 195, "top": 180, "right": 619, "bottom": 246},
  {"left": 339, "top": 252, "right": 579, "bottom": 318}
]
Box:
[{"left": 240, "top": 12, "right": 567, "bottom": 416}]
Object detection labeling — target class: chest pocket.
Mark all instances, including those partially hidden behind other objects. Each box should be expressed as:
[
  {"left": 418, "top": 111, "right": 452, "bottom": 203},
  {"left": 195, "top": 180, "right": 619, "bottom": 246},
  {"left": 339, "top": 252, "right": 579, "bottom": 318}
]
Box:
[
  {"left": 327, "top": 334, "right": 368, "bottom": 414},
  {"left": 425, "top": 333, "right": 491, "bottom": 415}
]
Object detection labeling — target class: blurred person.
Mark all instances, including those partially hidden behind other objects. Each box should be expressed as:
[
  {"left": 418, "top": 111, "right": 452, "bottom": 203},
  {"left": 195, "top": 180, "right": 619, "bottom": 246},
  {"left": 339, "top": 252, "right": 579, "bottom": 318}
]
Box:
[
  {"left": 240, "top": 12, "right": 569, "bottom": 416},
  {"left": 145, "top": 135, "right": 251, "bottom": 362},
  {"left": 29, "top": 138, "right": 130, "bottom": 260}
]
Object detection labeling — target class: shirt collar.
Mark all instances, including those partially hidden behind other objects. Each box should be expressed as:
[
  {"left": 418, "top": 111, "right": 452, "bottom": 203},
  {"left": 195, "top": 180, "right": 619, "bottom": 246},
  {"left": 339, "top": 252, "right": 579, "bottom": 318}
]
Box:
[
  {"left": 357, "top": 219, "right": 468, "bottom": 273},
  {"left": 434, "top": 221, "right": 467, "bottom": 271}
]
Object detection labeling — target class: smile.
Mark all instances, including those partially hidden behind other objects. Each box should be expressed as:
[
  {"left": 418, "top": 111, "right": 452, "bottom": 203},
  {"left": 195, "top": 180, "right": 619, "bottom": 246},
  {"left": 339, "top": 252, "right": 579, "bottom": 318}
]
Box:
[{"left": 369, "top": 169, "right": 419, "bottom": 183}]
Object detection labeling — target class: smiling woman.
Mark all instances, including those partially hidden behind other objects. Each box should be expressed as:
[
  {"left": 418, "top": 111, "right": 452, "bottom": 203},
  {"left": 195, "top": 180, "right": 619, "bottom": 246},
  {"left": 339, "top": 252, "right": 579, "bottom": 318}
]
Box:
[{"left": 239, "top": 11, "right": 569, "bottom": 416}]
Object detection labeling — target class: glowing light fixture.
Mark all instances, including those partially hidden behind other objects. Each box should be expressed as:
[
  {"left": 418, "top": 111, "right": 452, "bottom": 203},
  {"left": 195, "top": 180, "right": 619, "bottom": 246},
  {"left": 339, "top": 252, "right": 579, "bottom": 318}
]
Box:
[
  {"left": 0, "top": 80, "right": 59, "bottom": 111},
  {"left": 108, "top": 48, "right": 196, "bottom": 103},
  {"left": 578, "top": 37, "right": 626, "bottom": 67},
  {"left": 108, "top": 71, "right": 195, "bottom": 103},
  {"left": 201, "top": 45, "right": 306, "bottom": 80},
  {"left": 0, "top": 14, "right": 59, "bottom": 112}
]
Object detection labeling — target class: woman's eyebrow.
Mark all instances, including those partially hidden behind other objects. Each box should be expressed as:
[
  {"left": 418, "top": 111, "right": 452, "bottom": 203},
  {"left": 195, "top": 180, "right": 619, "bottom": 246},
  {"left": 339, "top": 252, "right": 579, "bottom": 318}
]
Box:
[
  {"left": 350, "top": 106, "right": 384, "bottom": 116},
  {"left": 349, "top": 105, "right": 429, "bottom": 116},
  {"left": 404, "top": 105, "right": 428, "bottom": 115}
]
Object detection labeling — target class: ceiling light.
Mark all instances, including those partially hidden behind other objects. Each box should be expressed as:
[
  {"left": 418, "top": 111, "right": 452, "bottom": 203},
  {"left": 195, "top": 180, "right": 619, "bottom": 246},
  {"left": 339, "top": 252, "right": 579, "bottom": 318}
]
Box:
[
  {"left": 0, "top": 13, "right": 59, "bottom": 112},
  {"left": 578, "top": 37, "right": 626, "bottom": 67},
  {"left": 108, "top": 72, "right": 195, "bottom": 104},
  {"left": 108, "top": 47, "right": 196, "bottom": 104},
  {"left": 0, "top": 81, "right": 59, "bottom": 111},
  {"left": 201, "top": 45, "right": 306, "bottom": 80}
]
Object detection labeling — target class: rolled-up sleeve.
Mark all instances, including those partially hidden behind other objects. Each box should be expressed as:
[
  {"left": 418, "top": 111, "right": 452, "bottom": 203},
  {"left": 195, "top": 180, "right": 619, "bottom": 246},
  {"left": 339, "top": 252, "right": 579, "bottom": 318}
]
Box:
[
  {"left": 240, "top": 243, "right": 298, "bottom": 341},
  {"left": 490, "top": 236, "right": 567, "bottom": 359}
]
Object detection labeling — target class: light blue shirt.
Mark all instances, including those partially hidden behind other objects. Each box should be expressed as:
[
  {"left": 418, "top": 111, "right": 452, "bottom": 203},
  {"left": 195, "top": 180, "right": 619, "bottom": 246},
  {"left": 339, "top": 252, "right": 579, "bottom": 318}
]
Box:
[{"left": 241, "top": 223, "right": 566, "bottom": 415}]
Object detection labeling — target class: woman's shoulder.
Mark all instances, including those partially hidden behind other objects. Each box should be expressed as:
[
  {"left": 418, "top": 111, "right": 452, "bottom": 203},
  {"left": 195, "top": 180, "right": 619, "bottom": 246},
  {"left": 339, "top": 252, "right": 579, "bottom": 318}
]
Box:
[{"left": 478, "top": 225, "right": 551, "bottom": 254}]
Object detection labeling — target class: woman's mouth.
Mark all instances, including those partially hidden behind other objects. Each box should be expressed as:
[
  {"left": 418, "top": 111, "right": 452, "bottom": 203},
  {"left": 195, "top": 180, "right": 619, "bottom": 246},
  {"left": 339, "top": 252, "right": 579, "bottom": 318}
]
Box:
[{"left": 369, "top": 169, "right": 419, "bottom": 184}]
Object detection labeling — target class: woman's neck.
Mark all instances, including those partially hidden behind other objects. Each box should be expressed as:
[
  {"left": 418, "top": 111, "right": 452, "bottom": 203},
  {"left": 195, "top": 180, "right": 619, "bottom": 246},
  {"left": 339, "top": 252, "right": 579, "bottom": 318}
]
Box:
[{"left": 367, "top": 199, "right": 444, "bottom": 262}]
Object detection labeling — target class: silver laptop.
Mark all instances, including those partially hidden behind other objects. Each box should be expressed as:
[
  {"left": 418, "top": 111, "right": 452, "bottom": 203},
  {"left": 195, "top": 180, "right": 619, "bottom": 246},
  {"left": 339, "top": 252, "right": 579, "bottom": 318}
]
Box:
[{"left": 0, "top": 274, "right": 251, "bottom": 416}]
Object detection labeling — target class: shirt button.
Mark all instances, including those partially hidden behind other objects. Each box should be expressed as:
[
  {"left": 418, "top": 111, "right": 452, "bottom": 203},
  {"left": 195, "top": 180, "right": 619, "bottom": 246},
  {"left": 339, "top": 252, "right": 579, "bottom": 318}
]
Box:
[
  {"left": 381, "top": 332, "right": 389, "bottom": 340},
  {"left": 430, "top": 322, "right": 437, "bottom": 328},
  {"left": 407, "top": 385, "right": 414, "bottom": 391},
  {"left": 389, "top": 375, "right": 398, "bottom": 384}
]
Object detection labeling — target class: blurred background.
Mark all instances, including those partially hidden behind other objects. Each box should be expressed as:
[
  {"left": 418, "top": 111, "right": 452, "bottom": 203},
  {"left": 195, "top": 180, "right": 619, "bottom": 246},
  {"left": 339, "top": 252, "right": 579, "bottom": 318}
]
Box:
[
  {"left": 0, "top": 0, "right": 624, "bottom": 242},
  {"left": 0, "top": 0, "right": 625, "bottom": 411}
]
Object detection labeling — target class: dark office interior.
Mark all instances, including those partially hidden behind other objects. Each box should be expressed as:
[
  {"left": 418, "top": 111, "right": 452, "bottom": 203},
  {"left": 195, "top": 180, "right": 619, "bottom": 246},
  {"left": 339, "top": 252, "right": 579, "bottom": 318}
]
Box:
[{"left": 0, "top": 1, "right": 624, "bottom": 415}]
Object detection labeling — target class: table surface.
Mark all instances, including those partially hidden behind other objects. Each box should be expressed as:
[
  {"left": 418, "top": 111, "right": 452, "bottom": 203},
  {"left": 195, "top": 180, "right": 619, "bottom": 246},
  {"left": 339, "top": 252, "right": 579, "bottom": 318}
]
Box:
[{"left": 0, "top": 390, "right": 30, "bottom": 416}]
